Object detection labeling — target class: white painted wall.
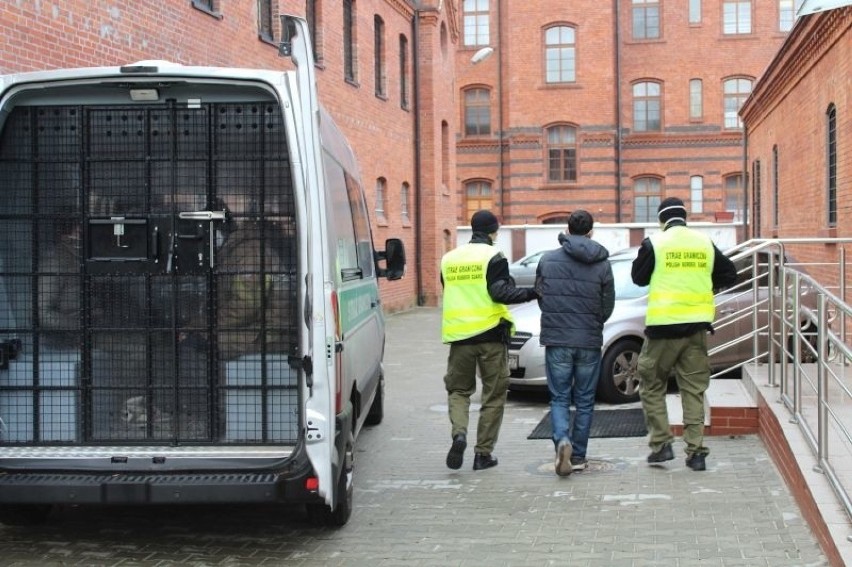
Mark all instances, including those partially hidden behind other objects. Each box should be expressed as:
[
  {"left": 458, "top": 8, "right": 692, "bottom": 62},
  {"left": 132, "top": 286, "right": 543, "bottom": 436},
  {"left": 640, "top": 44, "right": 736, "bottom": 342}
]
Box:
[{"left": 456, "top": 222, "right": 740, "bottom": 263}]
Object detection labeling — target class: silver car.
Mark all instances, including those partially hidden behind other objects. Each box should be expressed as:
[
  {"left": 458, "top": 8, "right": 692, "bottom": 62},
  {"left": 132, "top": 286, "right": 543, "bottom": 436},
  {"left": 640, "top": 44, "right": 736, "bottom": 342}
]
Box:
[
  {"left": 508, "top": 250, "right": 545, "bottom": 288},
  {"left": 506, "top": 248, "right": 817, "bottom": 404}
]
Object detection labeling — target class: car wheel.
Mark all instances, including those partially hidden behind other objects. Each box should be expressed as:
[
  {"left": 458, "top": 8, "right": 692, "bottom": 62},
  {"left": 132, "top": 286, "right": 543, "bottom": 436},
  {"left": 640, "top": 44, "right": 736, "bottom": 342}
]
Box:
[{"left": 598, "top": 339, "right": 643, "bottom": 404}]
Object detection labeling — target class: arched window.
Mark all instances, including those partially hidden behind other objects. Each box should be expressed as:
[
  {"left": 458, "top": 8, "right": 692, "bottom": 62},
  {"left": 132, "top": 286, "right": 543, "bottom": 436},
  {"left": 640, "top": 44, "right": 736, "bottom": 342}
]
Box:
[
  {"left": 375, "top": 177, "right": 386, "bottom": 220},
  {"left": 690, "top": 175, "right": 703, "bottom": 213},
  {"left": 343, "top": 0, "right": 357, "bottom": 82},
  {"left": 464, "top": 88, "right": 491, "bottom": 136},
  {"left": 633, "top": 177, "right": 662, "bottom": 222},
  {"left": 723, "top": 77, "right": 752, "bottom": 129},
  {"left": 690, "top": 79, "right": 703, "bottom": 120},
  {"left": 545, "top": 125, "right": 578, "bottom": 183},
  {"left": 633, "top": 81, "right": 662, "bottom": 132},
  {"left": 772, "top": 145, "right": 779, "bottom": 226},
  {"left": 374, "top": 16, "right": 386, "bottom": 97},
  {"left": 827, "top": 104, "right": 837, "bottom": 226},
  {"left": 464, "top": 180, "right": 492, "bottom": 221},
  {"left": 544, "top": 26, "right": 576, "bottom": 83},
  {"left": 723, "top": 173, "right": 743, "bottom": 221},
  {"left": 401, "top": 182, "right": 410, "bottom": 224}
]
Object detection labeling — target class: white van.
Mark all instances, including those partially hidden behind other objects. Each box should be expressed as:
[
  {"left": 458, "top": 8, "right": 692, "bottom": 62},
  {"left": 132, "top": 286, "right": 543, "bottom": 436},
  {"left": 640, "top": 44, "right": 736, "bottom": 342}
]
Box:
[{"left": 0, "top": 15, "right": 404, "bottom": 526}]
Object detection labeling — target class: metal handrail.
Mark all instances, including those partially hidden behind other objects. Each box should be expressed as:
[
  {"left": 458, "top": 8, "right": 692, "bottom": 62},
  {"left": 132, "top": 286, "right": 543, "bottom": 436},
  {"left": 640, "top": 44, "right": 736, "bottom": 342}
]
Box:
[{"left": 715, "top": 238, "right": 852, "bottom": 523}]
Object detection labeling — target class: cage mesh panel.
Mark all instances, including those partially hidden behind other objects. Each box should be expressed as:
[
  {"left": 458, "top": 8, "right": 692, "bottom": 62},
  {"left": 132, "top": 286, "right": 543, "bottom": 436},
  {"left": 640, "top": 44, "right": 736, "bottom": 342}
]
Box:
[
  {"left": 0, "top": 163, "right": 33, "bottom": 215},
  {"left": 0, "top": 102, "right": 297, "bottom": 446},
  {"left": 0, "top": 107, "right": 33, "bottom": 160},
  {"left": 88, "top": 161, "right": 148, "bottom": 215},
  {"left": 35, "top": 107, "right": 81, "bottom": 160},
  {"left": 37, "top": 162, "right": 81, "bottom": 215}
]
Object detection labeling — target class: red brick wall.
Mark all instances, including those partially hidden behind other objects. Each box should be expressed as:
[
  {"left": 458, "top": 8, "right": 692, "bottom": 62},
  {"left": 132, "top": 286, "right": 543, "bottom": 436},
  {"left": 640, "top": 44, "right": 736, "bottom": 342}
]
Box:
[
  {"left": 741, "top": 9, "right": 851, "bottom": 291},
  {"left": 454, "top": 0, "right": 787, "bottom": 226},
  {"left": 756, "top": 395, "right": 845, "bottom": 567},
  {"left": 0, "top": 0, "right": 435, "bottom": 311}
]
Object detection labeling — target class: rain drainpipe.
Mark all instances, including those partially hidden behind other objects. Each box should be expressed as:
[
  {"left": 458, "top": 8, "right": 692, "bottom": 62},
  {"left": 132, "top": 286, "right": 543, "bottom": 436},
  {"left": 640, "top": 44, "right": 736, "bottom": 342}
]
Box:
[
  {"left": 614, "top": 0, "right": 623, "bottom": 222},
  {"left": 412, "top": 5, "right": 425, "bottom": 305}
]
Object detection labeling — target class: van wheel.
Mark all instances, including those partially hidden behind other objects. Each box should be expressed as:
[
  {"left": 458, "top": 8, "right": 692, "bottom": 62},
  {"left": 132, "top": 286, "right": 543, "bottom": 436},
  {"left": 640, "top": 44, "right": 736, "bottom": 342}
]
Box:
[
  {"left": 306, "top": 446, "right": 354, "bottom": 527},
  {"left": 597, "top": 339, "right": 643, "bottom": 405},
  {"left": 365, "top": 373, "right": 384, "bottom": 426},
  {"left": 0, "top": 504, "right": 53, "bottom": 526}
]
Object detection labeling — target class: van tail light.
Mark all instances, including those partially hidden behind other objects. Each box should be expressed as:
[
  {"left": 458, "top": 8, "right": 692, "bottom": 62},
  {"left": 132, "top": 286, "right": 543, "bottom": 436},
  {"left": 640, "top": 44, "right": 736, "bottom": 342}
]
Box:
[{"left": 331, "top": 291, "right": 343, "bottom": 414}]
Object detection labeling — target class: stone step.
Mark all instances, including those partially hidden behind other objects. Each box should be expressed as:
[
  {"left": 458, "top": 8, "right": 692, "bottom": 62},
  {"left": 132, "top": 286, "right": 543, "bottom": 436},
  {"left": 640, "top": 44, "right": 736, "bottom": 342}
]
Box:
[{"left": 667, "top": 379, "right": 758, "bottom": 436}]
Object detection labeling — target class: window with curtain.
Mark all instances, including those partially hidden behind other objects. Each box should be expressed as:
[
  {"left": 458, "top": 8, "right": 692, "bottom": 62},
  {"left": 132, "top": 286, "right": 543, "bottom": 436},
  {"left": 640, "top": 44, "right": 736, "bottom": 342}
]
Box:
[
  {"left": 544, "top": 26, "right": 576, "bottom": 84},
  {"left": 633, "top": 82, "right": 662, "bottom": 132},
  {"left": 690, "top": 176, "right": 703, "bottom": 213},
  {"left": 344, "top": 0, "right": 357, "bottom": 82},
  {"left": 690, "top": 79, "right": 703, "bottom": 120},
  {"left": 634, "top": 177, "right": 662, "bottom": 222},
  {"left": 723, "top": 77, "right": 752, "bottom": 129},
  {"left": 465, "top": 181, "right": 492, "bottom": 221},
  {"left": 546, "top": 125, "right": 578, "bottom": 183},
  {"left": 723, "top": 1, "right": 752, "bottom": 34},
  {"left": 374, "top": 16, "right": 386, "bottom": 97},
  {"left": 464, "top": 88, "right": 491, "bottom": 136},
  {"left": 632, "top": 0, "right": 660, "bottom": 40},
  {"left": 463, "top": 0, "right": 490, "bottom": 47}
]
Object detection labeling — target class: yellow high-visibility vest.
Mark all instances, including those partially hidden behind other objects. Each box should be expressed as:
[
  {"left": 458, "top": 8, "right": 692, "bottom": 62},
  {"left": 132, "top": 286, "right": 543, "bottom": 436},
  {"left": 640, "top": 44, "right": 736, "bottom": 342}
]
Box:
[
  {"left": 646, "top": 227, "right": 716, "bottom": 326},
  {"left": 441, "top": 243, "right": 514, "bottom": 343}
]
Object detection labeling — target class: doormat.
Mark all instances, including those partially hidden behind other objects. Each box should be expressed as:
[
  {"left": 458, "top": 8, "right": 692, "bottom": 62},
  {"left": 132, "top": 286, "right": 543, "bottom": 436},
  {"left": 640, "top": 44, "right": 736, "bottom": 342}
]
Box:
[{"left": 527, "top": 408, "right": 648, "bottom": 440}]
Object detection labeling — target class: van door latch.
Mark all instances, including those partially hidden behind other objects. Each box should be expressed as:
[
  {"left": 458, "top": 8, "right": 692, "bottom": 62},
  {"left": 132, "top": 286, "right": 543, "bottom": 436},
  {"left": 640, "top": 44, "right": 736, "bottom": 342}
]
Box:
[{"left": 177, "top": 210, "right": 227, "bottom": 269}]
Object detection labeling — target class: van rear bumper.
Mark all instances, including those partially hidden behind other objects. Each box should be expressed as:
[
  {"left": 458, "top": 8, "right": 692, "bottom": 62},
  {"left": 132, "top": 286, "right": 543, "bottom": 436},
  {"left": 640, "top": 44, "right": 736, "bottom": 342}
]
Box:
[{"left": 0, "top": 467, "right": 319, "bottom": 505}]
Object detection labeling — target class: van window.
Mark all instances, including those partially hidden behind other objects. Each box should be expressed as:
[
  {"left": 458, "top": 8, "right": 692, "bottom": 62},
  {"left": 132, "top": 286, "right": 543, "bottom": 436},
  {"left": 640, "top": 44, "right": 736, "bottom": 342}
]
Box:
[
  {"left": 323, "top": 157, "right": 358, "bottom": 281},
  {"left": 345, "top": 173, "right": 375, "bottom": 278}
]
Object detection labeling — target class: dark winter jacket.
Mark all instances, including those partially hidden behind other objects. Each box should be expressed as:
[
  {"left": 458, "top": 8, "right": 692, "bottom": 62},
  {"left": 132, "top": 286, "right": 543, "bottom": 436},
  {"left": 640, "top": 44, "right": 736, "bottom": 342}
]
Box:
[{"left": 534, "top": 233, "right": 615, "bottom": 349}]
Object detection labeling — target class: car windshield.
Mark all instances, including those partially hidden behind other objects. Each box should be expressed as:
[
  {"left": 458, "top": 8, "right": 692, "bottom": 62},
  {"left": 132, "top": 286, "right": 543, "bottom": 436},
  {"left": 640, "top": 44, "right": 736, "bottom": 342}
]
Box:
[{"left": 610, "top": 257, "right": 646, "bottom": 299}]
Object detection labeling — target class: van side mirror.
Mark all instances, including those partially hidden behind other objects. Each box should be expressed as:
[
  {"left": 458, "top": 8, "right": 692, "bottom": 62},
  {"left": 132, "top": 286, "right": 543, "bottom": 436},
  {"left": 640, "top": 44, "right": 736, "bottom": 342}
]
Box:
[{"left": 375, "top": 238, "right": 406, "bottom": 280}]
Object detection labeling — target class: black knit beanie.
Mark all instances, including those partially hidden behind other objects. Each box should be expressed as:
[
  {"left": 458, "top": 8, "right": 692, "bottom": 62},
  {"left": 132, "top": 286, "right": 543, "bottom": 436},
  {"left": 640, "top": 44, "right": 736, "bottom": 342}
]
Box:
[
  {"left": 658, "top": 197, "right": 687, "bottom": 226},
  {"left": 471, "top": 210, "right": 500, "bottom": 234}
]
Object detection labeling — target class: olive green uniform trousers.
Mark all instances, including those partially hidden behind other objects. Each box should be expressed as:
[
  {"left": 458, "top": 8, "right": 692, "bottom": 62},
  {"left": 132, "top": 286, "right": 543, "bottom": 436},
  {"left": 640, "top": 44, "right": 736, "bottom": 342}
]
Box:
[
  {"left": 444, "top": 341, "right": 509, "bottom": 454},
  {"left": 638, "top": 331, "right": 711, "bottom": 457}
]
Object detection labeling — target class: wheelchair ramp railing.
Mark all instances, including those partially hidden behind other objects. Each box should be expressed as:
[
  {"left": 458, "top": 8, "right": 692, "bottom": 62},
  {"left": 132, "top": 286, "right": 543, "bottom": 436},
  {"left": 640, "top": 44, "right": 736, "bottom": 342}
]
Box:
[{"left": 710, "top": 238, "right": 852, "bottom": 523}]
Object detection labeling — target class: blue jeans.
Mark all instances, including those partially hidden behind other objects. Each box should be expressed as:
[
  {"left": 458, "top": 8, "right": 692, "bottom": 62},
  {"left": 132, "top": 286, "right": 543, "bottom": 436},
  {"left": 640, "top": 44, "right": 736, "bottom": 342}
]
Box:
[{"left": 545, "top": 346, "right": 602, "bottom": 458}]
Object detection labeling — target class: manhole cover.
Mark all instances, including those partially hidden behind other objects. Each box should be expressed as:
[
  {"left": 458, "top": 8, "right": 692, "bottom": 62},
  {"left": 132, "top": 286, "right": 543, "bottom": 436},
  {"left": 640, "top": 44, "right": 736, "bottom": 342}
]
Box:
[{"left": 529, "top": 458, "right": 623, "bottom": 476}]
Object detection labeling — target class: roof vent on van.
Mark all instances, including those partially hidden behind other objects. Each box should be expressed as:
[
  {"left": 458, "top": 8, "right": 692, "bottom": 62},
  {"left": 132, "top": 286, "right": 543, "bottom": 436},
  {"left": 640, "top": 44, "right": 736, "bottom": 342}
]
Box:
[{"left": 120, "top": 60, "right": 180, "bottom": 74}]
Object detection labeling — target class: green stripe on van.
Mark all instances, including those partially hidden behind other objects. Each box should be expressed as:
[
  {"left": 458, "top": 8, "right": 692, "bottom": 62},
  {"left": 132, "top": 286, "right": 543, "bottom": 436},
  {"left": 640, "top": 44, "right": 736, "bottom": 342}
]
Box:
[{"left": 338, "top": 283, "right": 378, "bottom": 332}]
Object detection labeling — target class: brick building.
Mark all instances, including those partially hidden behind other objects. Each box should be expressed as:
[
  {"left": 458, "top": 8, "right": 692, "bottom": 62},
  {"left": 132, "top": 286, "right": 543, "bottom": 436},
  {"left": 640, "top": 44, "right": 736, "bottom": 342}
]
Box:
[
  {"left": 740, "top": 5, "right": 851, "bottom": 287},
  {"left": 454, "top": 0, "right": 794, "bottom": 231},
  {"left": 0, "top": 0, "right": 462, "bottom": 311},
  {"left": 0, "top": 1, "right": 831, "bottom": 312}
]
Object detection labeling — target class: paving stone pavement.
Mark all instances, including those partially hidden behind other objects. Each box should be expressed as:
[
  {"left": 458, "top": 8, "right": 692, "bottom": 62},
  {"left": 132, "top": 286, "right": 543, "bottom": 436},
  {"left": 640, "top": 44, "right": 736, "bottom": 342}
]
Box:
[{"left": 0, "top": 307, "right": 829, "bottom": 566}]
